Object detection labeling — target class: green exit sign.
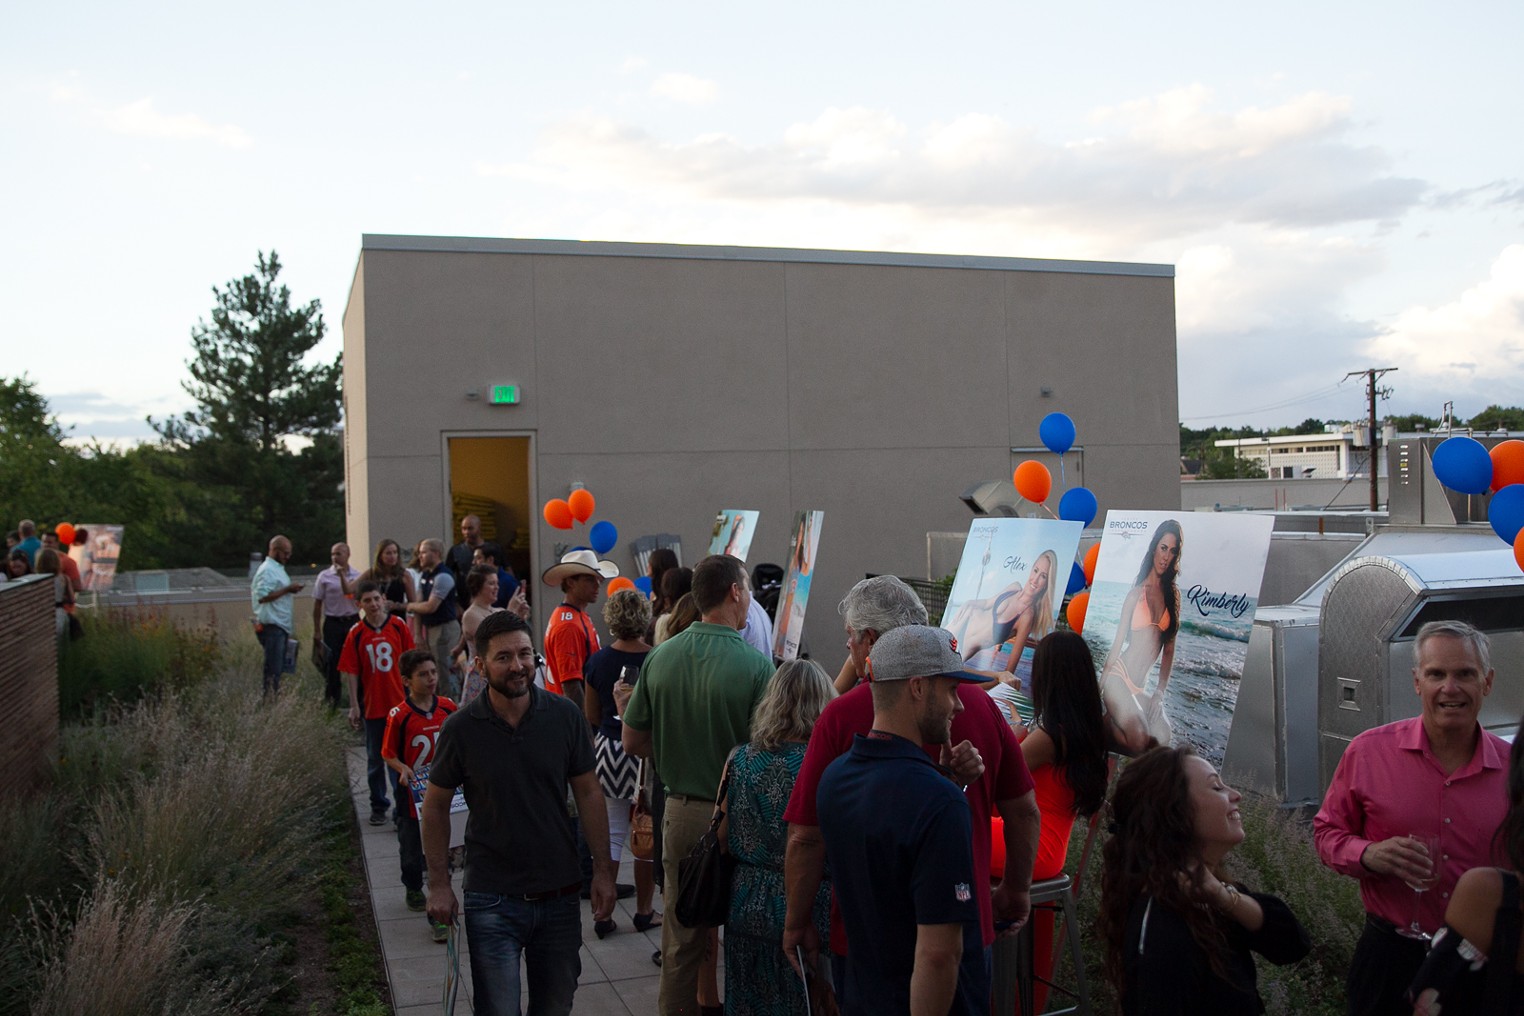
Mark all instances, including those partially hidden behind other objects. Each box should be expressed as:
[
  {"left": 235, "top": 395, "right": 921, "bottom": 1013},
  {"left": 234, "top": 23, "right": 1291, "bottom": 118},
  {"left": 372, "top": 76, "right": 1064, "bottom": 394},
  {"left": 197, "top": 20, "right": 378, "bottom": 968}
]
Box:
[{"left": 490, "top": 385, "right": 520, "bottom": 405}]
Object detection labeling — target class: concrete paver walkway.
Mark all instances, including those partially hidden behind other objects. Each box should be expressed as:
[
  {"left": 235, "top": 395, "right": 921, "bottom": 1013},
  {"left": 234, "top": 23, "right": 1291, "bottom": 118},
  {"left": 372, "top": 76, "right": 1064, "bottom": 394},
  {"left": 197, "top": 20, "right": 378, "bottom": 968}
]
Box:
[{"left": 348, "top": 747, "right": 684, "bottom": 1015}]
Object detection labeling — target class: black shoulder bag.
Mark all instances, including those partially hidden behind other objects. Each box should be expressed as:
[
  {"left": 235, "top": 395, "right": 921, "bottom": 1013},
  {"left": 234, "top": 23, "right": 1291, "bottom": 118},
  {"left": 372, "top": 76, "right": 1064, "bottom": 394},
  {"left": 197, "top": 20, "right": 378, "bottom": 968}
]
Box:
[{"left": 674, "top": 761, "right": 735, "bottom": 928}]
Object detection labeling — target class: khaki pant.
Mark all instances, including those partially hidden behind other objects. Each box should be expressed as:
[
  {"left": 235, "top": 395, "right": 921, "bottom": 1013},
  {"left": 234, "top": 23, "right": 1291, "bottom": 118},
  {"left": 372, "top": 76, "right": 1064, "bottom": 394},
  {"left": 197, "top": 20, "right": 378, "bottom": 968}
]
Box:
[{"left": 659, "top": 795, "right": 718, "bottom": 1016}]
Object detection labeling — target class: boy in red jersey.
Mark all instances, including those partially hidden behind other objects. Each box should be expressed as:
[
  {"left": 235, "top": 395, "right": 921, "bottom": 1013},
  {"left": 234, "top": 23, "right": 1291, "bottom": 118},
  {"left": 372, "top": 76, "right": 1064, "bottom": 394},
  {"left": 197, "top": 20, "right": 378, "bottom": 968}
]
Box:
[
  {"left": 383, "top": 649, "right": 458, "bottom": 941},
  {"left": 340, "top": 582, "right": 416, "bottom": 826}
]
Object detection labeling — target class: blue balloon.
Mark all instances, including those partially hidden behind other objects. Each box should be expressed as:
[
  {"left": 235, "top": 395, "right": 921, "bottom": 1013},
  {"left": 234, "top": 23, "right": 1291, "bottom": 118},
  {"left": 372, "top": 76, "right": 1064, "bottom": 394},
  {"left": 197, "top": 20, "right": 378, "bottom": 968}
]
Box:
[
  {"left": 635, "top": 575, "right": 653, "bottom": 595},
  {"left": 1432, "top": 436, "right": 1493, "bottom": 495},
  {"left": 1039, "top": 412, "right": 1076, "bottom": 456},
  {"left": 589, "top": 520, "right": 618, "bottom": 555},
  {"left": 1490, "top": 484, "right": 1524, "bottom": 544},
  {"left": 1058, "top": 486, "right": 1098, "bottom": 527},
  {"left": 1065, "top": 562, "right": 1086, "bottom": 596}
]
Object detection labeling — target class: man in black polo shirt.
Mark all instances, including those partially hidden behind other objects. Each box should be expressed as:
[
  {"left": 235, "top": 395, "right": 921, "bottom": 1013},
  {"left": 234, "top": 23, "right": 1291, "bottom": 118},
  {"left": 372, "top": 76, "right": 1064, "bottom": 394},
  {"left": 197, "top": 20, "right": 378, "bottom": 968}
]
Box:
[
  {"left": 423, "top": 611, "right": 615, "bottom": 1016},
  {"left": 817, "top": 624, "right": 987, "bottom": 1016}
]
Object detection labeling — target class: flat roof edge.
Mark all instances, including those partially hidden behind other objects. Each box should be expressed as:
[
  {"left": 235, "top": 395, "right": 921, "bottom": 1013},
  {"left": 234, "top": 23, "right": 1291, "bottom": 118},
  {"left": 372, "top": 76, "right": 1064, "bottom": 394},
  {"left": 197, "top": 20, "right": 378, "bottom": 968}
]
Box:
[{"left": 359, "top": 234, "right": 1174, "bottom": 278}]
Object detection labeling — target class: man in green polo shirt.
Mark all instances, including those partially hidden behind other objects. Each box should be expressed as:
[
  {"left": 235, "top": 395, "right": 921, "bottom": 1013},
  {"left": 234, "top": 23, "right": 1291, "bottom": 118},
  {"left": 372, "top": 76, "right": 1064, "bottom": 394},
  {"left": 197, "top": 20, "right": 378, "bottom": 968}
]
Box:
[{"left": 623, "top": 553, "right": 774, "bottom": 1016}]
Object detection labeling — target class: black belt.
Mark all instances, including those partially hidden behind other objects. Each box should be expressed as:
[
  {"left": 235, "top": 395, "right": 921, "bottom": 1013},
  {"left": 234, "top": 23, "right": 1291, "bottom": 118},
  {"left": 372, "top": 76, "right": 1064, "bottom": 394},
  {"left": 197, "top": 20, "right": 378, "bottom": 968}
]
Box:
[
  {"left": 324, "top": 615, "right": 359, "bottom": 624},
  {"left": 515, "top": 881, "right": 582, "bottom": 902},
  {"left": 667, "top": 793, "right": 714, "bottom": 804}
]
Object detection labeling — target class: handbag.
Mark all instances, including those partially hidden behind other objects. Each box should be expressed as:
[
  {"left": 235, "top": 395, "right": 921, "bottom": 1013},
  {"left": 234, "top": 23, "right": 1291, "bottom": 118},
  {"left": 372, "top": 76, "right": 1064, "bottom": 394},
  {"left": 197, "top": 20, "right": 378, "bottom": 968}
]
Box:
[
  {"left": 629, "top": 800, "right": 655, "bottom": 861},
  {"left": 674, "top": 763, "right": 735, "bottom": 928}
]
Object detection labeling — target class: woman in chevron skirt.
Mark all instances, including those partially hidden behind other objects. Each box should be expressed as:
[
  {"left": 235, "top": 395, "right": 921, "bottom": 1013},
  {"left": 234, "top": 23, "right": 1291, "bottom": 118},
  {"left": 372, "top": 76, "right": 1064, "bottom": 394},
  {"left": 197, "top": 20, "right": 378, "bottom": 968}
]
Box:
[{"left": 583, "top": 588, "right": 662, "bottom": 938}]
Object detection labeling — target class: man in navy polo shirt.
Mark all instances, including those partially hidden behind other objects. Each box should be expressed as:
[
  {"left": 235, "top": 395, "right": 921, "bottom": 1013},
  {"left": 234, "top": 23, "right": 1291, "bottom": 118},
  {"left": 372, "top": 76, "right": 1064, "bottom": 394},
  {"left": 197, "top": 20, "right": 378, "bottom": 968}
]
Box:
[{"left": 817, "top": 624, "right": 988, "bottom": 1016}]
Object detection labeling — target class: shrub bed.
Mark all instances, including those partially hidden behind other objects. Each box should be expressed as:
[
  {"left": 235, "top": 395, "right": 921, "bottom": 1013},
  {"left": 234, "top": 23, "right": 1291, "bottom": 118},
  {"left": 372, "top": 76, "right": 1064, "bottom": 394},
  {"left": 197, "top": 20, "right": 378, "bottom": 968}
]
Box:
[{"left": 6, "top": 626, "right": 386, "bottom": 1016}]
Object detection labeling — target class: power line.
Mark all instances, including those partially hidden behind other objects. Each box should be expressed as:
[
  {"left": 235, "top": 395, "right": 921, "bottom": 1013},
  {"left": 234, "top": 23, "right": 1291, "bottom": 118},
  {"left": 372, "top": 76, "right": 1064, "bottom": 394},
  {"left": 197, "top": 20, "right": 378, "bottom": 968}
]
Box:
[{"left": 1179, "top": 383, "right": 1350, "bottom": 423}]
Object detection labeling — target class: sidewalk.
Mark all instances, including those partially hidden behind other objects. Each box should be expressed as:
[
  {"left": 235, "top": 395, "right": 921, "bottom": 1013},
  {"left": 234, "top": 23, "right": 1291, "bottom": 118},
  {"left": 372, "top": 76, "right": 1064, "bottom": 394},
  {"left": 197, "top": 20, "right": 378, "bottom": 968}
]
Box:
[{"left": 347, "top": 747, "right": 677, "bottom": 1015}]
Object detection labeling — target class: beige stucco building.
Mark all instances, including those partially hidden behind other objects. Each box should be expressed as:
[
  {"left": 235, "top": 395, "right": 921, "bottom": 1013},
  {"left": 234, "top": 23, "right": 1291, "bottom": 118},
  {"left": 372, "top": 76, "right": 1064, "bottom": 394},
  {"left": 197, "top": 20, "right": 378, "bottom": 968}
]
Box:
[{"left": 342, "top": 235, "right": 1178, "bottom": 654}]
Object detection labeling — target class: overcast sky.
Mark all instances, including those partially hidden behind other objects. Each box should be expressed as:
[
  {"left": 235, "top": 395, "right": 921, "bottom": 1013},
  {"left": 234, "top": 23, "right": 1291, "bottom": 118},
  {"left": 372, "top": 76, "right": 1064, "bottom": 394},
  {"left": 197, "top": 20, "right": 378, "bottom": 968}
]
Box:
[{"left": 5, "top": 1, "right": 1521, "bottom": 441}]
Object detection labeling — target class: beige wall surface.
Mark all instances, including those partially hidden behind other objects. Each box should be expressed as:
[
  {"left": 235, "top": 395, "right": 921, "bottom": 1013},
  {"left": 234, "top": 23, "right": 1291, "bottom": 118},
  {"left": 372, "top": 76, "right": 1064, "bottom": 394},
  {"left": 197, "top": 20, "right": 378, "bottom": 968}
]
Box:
[{"left": 345, "top": 238, "right": 1178, "bottom": 656}]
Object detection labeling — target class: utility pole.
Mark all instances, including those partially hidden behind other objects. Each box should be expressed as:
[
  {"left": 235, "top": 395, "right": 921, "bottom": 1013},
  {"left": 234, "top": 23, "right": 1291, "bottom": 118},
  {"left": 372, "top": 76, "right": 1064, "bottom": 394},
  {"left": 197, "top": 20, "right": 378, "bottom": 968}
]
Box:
[{"left": 1344, "top": 368, "right": 1398, "bottom": 511}]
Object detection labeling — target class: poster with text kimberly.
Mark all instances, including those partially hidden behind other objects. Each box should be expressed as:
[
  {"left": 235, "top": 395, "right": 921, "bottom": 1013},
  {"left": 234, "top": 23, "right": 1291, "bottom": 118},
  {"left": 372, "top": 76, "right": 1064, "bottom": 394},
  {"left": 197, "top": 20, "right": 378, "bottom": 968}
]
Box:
[
  {"left": 772, "top": 510, "right": 824, "bottom": 662},
  {"left": 1083, "top": 511, "right": 1272, "bottom": 765},
  {"left": 939, "top": 518, "right": 1082, "bottom": 725},
  {"left": 708, "top": 510, "right": 760, "bottom": 561}
]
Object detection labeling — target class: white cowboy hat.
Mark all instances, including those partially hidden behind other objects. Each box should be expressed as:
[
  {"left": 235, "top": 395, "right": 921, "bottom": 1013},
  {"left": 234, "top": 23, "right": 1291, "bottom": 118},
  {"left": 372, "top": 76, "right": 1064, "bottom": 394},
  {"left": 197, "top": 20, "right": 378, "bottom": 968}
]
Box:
[{"left": 541, "top": 548, "right": 620, "bottom": 587}]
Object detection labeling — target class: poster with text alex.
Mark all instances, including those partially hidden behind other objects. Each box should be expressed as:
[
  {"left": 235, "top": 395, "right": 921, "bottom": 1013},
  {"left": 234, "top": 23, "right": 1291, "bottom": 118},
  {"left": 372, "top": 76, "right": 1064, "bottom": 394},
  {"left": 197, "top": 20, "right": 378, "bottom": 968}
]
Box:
[
  {"left": 1083, "top": 511, "right": 1273, "bottom": 765},
  {"left": 939, "top": 518, "right": 1083, "bottom": 723}
]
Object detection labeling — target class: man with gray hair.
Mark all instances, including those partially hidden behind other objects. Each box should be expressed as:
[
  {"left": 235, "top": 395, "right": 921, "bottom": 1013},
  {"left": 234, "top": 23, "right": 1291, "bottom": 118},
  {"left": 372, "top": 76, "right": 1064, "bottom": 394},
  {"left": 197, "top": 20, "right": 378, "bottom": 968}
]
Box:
[
  {"left": 783, "top": 576, "right": 1038, "bottom": 1013},
  {"left": 1315, "top": 619, "right": 1509, "bottom": 1016}
]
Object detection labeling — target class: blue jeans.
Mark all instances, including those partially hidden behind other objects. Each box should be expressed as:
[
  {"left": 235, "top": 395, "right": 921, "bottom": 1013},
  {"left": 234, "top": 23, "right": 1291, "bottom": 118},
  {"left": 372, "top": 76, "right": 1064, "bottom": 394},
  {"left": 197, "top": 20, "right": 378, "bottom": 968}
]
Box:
[
  {"left": 256, "top": 625, "right": 288, "bottom": 696},
  {"left": 363, "top": 717, "right": 400, "bottom": 817},
  {"left": 463, "top": 891, "right": 582, "bottom": 1016}
]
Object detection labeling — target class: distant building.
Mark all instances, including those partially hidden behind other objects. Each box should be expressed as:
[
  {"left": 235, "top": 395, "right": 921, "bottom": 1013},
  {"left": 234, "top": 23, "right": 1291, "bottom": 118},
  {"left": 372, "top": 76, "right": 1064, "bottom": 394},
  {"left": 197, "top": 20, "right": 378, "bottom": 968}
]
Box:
[{"left": 1214, "top": 425, "right": 1392, "bottom": 480}]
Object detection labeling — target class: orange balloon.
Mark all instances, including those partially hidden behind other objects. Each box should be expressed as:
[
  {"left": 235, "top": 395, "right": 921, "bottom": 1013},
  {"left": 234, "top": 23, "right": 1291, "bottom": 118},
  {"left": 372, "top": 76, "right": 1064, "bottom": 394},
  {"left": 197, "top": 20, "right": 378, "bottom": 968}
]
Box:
[
  {"left": 1492, "top": 440, "right": 1524, "bottom": 492},
  {"left": 542, "top": 499, "right": 574, "bottom": 530},
  {"left": 606, "top": 577, "right": 636, "bottom": 595},
  {"left": 568, "top": 489, "right": 596, "bottom": 524},
  {"left": 1066, "top": 591, "right": 1090, "bottom": 633},
  {"left": 1082, "top": 544, "right": 1100, "bottom": 586},
  {"left": 55, "top": 522, "right": 76, "bottom": 545},
  {"left": 1013, "top": 460, "right": 1052, "bottom": 504},
  {"left": 1515, "top": 529, "right": 1524, "bottom": 573}
]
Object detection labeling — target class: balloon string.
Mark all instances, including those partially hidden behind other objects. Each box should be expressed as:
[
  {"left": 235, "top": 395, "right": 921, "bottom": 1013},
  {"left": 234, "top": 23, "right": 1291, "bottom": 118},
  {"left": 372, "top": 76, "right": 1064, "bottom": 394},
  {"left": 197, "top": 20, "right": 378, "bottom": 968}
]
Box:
[{"left": 1059, "top": 453, "right": 1067, "bottom": 489}]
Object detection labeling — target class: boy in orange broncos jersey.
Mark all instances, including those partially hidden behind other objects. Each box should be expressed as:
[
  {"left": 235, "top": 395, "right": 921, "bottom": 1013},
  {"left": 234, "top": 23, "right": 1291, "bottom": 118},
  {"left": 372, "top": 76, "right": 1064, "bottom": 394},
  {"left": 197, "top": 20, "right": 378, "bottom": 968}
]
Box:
[{"left": 382, "top": 649, "right": 457, "bottom": 941}]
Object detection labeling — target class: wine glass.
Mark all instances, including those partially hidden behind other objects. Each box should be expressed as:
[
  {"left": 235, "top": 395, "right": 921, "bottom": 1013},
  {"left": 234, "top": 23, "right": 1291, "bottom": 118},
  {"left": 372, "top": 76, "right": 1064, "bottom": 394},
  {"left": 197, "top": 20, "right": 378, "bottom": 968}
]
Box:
[{"left": 1397, "top": 833, "right": 1441, "bottom": 940}]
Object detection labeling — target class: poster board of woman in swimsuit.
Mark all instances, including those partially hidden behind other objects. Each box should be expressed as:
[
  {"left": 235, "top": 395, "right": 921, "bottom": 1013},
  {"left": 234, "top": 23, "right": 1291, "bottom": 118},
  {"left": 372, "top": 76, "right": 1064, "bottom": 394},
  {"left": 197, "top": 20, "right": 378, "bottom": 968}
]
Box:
[
  {"left": 708, "top": 509, "right": 760, "bottom": 561},
  {"left": 1083, "top": 511, "right": 1273, "bottom": 764},
  {"left": 940, "top": 518, "right": 1083, "bottom": 723},
  {"left": 772, "top": 510, "right": 823, "bottom": 662},
  {"left": 70, "top": 523, "right": 125, "bottom": 591}
]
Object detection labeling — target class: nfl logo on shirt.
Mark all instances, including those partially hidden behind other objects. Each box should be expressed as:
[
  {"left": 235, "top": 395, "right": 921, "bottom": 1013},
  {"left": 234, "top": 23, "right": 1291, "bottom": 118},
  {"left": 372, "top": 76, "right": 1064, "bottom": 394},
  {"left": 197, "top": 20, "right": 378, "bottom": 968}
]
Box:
[{"left": 955, "top": 883, "right": 971, "bottom": 903}]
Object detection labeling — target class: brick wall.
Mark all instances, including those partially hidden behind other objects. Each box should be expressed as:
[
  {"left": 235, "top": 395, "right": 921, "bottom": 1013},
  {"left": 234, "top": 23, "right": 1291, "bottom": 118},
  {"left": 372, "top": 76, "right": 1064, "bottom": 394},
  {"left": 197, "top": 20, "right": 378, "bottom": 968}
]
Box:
[{"left": 0, "top": 576, "right": 59, "bottom": 802}]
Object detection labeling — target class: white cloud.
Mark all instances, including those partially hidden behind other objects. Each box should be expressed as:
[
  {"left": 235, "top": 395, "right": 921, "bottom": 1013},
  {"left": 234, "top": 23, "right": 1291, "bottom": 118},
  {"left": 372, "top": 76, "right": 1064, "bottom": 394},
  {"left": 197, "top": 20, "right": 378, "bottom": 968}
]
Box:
[
  {"left": 1366, "top": 245, "right": 1524, "bottom": 407},
  {"left": 649, "top": 72, "right": 717, "bottom": 106},
  {"left": 488, "top": 87, "right": 1424, "bottom": 244},
  {"left": 97, "top": 97, "right": 252, "bottom": 149}
]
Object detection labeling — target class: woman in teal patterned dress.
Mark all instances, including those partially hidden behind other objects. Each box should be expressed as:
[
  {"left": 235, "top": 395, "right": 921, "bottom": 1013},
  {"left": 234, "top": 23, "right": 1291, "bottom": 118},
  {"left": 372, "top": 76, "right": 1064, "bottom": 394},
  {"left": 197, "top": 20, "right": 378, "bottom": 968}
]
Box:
[{"left": 720, "top": 659, "right": 836, "bottom": 1016}]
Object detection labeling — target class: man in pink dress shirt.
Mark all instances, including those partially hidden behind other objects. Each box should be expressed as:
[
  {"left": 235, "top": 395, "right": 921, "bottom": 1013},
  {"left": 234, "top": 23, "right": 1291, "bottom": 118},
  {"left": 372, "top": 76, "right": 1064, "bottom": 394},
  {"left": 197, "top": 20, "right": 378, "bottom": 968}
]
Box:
[{"left": 1314, "top": 619, "right": 1509, "bottom": 1016}]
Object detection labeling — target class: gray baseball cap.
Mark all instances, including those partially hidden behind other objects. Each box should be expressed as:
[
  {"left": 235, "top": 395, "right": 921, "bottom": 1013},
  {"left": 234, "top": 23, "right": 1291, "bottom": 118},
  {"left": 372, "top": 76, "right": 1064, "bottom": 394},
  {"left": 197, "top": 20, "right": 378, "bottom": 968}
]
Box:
[{"left": 867, "top": 624, "right": 985, "bottom": 683}]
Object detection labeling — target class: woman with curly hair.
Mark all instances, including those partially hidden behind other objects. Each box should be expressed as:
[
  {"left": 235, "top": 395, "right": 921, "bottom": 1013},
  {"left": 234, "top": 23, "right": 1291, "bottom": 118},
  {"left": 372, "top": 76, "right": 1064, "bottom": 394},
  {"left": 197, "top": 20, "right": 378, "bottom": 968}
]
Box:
[
  {"left": 1100, "top": 520, "right": 1183, "bottom": 753},
  {"left": 1100, "top": 745, "right": 1309, "bottom": 1014},
  {"left": 584, "top": 588, "right": 660, "bottom": 939}
]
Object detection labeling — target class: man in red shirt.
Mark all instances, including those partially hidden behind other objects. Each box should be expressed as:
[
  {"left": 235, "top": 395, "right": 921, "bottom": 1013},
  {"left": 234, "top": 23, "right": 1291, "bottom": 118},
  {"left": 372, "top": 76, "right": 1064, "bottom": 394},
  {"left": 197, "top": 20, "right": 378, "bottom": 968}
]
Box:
[
  {"left": 541, "top": 549, "right": 618, "bottom": 709},
  {"left": 340, "top": 582, "right": 416, "bottom": 826},
  {"left": 1315, "top": 619, "right": 1508, "bottom": 1016},
  {"left": 782, "top": 575, "right": 1039, "bottom": 1012}
]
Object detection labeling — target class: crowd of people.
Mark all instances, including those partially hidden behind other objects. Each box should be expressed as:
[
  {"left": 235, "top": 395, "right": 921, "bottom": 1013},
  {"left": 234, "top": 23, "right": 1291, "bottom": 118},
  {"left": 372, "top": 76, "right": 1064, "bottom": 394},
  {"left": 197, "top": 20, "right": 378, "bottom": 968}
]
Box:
[
  {"left": 5, "top": 518, "right": 86, "bottom": 639},
  {"left": 233, "top": 518, "right": 1524, "bottom": 1016}
]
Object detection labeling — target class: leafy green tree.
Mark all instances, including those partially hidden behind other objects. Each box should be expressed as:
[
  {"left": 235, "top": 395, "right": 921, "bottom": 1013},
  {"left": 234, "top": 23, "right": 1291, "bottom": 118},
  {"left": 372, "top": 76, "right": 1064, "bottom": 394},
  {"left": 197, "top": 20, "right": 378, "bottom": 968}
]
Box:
[
  {"left": 1198, "top": 450, "right": 1268, "bottom": 479},
  {"left": 1387, "top": 412, "right": 1442, "bottom": 432},
  {"left": 152, "top": 252, "right": 342, "bottom": 565},
  {"left": 0, "top": 375, "right": 76, "bottom": 527},
  {"left": 1465, "top": 405, "right": 1524, "bottom": 432}
]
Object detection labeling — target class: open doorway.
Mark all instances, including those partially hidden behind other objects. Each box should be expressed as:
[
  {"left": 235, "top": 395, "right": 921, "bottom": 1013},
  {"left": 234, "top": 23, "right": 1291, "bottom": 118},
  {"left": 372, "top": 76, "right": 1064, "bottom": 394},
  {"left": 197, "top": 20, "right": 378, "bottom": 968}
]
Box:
[{"left": 447, "top": 436, "right": 532, "bottom": 589}]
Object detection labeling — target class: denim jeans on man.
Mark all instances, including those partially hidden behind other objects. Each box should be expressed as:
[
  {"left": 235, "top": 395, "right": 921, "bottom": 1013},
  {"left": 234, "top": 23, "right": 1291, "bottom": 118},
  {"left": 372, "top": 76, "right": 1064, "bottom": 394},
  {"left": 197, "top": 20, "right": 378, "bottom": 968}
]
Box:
[
  {"left": 363, "top": 717, "right": 401, "bottom": 818},
  {"left": 256, "top": 624, "right": 288, "bottom": 696},
  {"left": 463, "top": 891, "right": 582, "bottom": 1016}
]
